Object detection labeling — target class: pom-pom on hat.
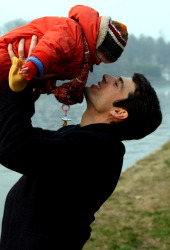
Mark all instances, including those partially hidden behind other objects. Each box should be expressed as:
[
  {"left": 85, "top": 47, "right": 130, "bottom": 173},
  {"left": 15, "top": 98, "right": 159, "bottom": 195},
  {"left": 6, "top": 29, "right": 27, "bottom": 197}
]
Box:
[{"left": 96, "top": 17, "right": 128, "bottom": 63}]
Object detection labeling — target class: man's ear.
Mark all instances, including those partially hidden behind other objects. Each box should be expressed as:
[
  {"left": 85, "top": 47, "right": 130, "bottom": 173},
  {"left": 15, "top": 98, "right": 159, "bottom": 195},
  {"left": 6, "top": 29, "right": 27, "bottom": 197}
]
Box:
[{"left": 109, "top": 107, "right": 128, "bottom": 122}]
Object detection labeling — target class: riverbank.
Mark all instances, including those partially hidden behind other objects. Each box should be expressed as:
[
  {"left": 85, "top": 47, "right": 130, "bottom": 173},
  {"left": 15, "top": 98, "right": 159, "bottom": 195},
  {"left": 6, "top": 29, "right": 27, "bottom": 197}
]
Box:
[{"left": 83, "top": 141, "right": 170, "bottom": 250}]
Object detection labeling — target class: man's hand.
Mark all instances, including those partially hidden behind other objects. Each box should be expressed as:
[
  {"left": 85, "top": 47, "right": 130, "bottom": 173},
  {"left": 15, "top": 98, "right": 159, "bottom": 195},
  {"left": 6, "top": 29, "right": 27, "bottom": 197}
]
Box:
[
  {"left": 8, "top": 36, "right": 38, "bottom": 92},
  {"left": 8, "top": 35, "right": 37, "bottom": 62}
]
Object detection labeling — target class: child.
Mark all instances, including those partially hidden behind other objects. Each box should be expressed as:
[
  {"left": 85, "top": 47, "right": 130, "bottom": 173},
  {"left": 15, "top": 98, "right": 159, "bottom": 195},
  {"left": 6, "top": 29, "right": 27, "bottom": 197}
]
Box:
[{"left": 0, "top": 5, "right": 128, "bottom": 105}]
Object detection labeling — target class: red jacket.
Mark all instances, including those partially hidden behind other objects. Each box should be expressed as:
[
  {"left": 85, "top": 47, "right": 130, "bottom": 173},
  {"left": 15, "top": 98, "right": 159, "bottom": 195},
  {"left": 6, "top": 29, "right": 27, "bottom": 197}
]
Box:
[{"left": 0, "top": 5, "right": 101, "bottom": 87}]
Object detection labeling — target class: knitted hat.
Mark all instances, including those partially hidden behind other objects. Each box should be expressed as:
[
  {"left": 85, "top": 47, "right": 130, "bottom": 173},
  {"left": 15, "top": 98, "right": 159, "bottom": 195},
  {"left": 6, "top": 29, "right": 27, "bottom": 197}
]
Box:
[{"left": 96, "top": 17, "right": 128, "bottom": 63}]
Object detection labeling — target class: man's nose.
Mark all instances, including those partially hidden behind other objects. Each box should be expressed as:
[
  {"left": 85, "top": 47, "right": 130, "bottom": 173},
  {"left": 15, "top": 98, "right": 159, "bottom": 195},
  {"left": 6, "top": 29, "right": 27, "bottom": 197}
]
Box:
[{"left": 103, "top": 74, "right": 117, "bottom": 82}]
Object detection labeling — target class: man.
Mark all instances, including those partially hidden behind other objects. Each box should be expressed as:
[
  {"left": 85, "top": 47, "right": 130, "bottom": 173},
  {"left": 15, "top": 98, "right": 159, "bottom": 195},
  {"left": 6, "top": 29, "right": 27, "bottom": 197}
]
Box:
[{"left": 0, "top": 39, "right": 162, "bottom": 249}]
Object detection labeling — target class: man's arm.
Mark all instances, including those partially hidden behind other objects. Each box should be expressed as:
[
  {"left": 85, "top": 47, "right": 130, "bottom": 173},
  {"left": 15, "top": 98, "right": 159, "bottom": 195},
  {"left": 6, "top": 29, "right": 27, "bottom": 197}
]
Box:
[{"left": 0, "top": 37, "right": 51, "bottom": 175}]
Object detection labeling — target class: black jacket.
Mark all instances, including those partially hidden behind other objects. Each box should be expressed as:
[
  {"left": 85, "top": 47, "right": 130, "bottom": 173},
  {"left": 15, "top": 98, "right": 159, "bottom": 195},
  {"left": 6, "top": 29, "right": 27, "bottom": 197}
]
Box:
[{"left": 0, "top": 88, "right": 125, "bottom": 250}]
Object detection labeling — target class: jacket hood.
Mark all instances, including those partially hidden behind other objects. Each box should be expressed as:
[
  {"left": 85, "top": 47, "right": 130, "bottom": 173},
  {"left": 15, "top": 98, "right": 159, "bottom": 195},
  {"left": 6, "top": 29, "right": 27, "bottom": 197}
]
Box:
[{"left": 68, "top": 5, "right": 101, "bottom": 65}]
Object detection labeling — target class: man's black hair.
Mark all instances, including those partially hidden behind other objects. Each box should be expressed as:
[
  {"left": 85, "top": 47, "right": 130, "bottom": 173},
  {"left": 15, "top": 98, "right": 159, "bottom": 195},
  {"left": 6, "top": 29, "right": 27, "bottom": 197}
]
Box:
[{"left": 113, "top": 73, "right": 162, "bottom": 140}]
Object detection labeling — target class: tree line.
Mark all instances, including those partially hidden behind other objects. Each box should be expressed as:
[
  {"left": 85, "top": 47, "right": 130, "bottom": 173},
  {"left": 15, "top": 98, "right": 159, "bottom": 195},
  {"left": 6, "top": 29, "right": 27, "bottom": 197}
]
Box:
[{"left": 92, "top": 35, "right": 170, "bottom": 83}]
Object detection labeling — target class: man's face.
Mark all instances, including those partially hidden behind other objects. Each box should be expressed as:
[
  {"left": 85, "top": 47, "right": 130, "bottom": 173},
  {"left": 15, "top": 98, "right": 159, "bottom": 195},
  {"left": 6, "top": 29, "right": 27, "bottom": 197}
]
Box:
[{"left": 84, "top": 74, "right": 136, "bottom": 113}]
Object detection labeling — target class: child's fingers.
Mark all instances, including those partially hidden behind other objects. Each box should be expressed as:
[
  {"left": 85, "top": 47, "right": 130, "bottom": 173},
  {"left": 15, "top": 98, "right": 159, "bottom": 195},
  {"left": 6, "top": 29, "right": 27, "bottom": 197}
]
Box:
[
  {"left": 21, "top": 65, "right": 28, "bottom": 70},
  {"left": 28, "top": 35, "right": 37, "bottom": 57},
  {"left": 18, "top": 67, "right": 29, "bottom": 76}
]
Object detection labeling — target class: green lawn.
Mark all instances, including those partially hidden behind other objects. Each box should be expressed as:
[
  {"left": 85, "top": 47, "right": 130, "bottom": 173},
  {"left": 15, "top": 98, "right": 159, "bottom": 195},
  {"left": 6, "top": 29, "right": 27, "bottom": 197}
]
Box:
[{"left": 83, "top": 141, "right": 170, "bottom": 250}]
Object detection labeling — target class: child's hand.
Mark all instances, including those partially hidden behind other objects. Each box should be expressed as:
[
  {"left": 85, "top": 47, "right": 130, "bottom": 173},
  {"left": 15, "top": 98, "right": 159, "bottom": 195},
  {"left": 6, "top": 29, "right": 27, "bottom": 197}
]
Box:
[{"left": 19, "top": 66, "right": 30, "bottom": 76}]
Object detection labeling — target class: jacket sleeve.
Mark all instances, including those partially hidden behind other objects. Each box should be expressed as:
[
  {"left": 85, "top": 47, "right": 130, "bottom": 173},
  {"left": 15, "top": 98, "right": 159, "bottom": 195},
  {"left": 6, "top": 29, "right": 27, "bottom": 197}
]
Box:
[
  {"left": 0, "top": 88, "right": 75, "bottom": 176},
  {"left": 23, "top": 18, "right": 83, "bottom": 79}
]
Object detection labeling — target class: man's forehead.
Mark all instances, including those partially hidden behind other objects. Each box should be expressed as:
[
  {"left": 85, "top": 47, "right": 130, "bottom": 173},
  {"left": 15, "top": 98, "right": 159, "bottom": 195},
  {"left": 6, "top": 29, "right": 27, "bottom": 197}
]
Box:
[
  {"left": 121, "top": 77, "right": 136, "bottom": 91},
  {"left": 121, "top": 76, "right": 132, "bottom": 81}
]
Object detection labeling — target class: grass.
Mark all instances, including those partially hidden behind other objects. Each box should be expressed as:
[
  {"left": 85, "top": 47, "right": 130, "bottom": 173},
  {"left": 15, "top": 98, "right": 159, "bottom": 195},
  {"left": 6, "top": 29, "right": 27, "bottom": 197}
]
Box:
[{"left": 83, "top": 141, "right": 170, "bottom": 250}]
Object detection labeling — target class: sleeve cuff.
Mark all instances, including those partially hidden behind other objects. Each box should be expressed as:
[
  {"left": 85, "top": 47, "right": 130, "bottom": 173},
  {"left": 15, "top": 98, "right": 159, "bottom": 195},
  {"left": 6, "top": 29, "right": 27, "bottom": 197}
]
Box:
[{"left": 26, "top": 56, "right": 44, "bottom": 77}]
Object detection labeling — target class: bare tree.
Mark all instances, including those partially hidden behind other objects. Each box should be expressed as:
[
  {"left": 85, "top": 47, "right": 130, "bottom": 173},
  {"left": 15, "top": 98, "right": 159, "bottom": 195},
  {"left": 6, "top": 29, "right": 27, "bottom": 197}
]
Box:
[{"left": 1, "top": 19, "right": 28, "bottom": 35}]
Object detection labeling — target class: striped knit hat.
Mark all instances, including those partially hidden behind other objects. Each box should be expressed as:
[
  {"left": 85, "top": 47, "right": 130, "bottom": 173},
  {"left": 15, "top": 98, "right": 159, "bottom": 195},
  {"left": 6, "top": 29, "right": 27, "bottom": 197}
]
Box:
[{"left": 96, "top": 17, "right": 128, "bottom": 63}]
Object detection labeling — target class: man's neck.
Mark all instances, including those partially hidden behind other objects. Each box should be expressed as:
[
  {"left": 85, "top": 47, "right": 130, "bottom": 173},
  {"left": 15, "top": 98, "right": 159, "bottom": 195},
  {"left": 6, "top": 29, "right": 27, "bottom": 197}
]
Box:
[{"left": 80, "top": 109, "right": 109, "bottom": 127}]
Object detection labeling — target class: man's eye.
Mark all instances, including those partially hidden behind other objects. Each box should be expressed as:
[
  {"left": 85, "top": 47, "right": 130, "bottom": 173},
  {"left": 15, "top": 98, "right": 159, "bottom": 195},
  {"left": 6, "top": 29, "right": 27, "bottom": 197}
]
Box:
[{"left": 118, "top": 77, "right": 124, "bottom": 86}]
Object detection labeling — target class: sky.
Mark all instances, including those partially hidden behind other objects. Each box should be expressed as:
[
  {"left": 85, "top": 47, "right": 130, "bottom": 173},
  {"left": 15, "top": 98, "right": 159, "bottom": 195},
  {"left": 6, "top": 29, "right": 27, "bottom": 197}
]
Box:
[{"left": 0, "top": 0, "right": 170, "bottom": 42}]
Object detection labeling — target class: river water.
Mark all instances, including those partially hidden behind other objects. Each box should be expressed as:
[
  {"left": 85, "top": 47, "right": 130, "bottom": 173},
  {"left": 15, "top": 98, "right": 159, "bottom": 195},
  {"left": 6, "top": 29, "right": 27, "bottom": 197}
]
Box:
[{"left": 0, "top": 81, "right": 170, "bottom": 231}]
